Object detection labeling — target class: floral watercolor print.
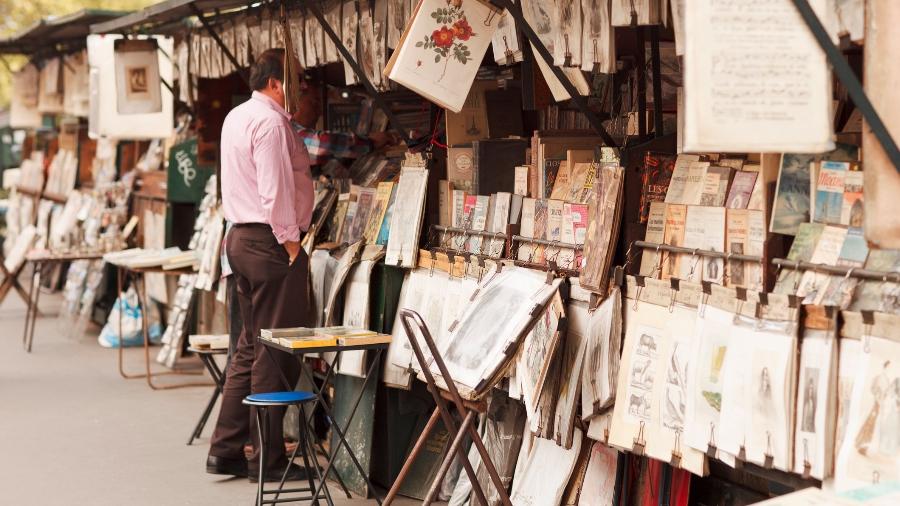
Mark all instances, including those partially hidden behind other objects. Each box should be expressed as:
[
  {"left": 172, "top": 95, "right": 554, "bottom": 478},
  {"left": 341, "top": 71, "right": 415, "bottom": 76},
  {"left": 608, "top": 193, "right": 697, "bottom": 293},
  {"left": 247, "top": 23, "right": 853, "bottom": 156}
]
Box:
[
  {"left": 387, "top": 0, "right": 500, "bottom": 112},
  {"left": 415, "top": 4, "right": 477, "bottom": 80}
]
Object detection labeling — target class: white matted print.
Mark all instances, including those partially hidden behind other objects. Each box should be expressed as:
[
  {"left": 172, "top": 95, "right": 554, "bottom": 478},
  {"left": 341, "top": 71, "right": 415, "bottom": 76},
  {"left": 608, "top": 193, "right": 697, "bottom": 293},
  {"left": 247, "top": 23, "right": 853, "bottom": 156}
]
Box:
[
  {"left": 834, "top": 335, "right": 900, "bottom": 490},
  {"left": 386, "top": 0, "right": 501, "bottom": 112},
  {"left": 114, "top": 39, "right": 163, "bottom": 114}
]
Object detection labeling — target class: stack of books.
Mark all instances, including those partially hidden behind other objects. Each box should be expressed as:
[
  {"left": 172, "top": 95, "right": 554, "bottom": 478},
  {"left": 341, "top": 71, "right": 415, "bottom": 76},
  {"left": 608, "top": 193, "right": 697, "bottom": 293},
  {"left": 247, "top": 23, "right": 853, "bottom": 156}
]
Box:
[{"left": 260, "top": 326, "right": 392, "bottom": 349}]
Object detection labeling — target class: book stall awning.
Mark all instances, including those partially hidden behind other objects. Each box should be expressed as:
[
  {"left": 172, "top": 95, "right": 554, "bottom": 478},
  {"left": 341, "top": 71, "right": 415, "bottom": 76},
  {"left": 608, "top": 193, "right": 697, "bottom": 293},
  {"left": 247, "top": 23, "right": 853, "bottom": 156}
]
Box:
[
  {"left": 0, "top": 9, "right": 129, "bottom": 55},
  {"left": 89, "top": 0, "right": 257, "bottom": 35}
]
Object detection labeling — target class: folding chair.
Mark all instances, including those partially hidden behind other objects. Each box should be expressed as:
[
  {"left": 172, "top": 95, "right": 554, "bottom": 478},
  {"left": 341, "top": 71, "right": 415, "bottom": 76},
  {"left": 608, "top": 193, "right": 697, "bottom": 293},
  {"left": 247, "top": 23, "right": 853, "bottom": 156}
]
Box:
[{"left": 384, "top": 309, "right": 513, "bottom": 506}]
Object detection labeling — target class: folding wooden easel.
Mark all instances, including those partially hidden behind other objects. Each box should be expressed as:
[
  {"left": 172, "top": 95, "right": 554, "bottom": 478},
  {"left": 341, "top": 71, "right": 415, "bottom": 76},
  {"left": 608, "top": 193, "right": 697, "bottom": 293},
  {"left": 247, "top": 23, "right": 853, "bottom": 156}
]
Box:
[{"left": 384, "top": 309, "right": 513, "bottom": 506}]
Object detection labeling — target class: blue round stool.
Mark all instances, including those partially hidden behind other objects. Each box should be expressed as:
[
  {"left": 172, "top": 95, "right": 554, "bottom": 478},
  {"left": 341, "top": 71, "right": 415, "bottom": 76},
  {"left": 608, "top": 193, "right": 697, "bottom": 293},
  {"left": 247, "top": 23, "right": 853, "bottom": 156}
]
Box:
[{"left": 243, "top": 391, "right": 331, "bottom": 506}]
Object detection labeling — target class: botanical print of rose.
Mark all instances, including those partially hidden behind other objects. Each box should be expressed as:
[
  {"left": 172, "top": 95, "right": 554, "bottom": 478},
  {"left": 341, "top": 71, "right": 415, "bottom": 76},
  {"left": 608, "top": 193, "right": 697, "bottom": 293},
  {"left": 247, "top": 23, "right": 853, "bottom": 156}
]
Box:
[{"left": 415, "top": 0, "right": 477, "bottom": 80}]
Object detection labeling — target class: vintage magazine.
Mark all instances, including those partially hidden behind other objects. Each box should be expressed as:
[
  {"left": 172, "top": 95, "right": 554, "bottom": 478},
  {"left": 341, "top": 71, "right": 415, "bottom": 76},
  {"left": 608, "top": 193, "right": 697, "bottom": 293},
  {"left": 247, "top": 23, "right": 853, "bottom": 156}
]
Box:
[
  {"left": 680, "top": 206, "right": 726, "bottom": 284},
  {"left": 639, "top": 201, "right": 667, "bottom": 277},
  {"left": 769, "top": 144, "right": 859, "bottom": 236}
]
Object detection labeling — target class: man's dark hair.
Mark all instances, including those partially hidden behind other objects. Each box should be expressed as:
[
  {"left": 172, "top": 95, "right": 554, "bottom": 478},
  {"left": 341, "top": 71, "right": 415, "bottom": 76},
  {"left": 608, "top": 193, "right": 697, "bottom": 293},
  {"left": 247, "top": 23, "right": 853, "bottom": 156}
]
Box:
[{"left": 249, "top": 48, "right": 285, "bottom": 91}]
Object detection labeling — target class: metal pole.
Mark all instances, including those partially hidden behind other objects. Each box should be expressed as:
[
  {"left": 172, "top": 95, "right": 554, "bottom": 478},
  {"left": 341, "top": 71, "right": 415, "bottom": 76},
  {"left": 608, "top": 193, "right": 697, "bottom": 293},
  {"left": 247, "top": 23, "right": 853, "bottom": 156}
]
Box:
[
  {"left": 789, "top": 0, "right": 900, "bottom": 173},
  {"left": 649, "top": 26, "right": 664, "bottom": 137},
  {"left": 304, "top": 0, "right": 413, "bottom": 146},
  {"left": 189, "top": 2, "right": 250, "bottom": 88},
  {"left": 492, "top": 0, "right": 619, "bottom": 149},
  {"left": 636, "top": 26, "right": 647, "bottom": 138}
]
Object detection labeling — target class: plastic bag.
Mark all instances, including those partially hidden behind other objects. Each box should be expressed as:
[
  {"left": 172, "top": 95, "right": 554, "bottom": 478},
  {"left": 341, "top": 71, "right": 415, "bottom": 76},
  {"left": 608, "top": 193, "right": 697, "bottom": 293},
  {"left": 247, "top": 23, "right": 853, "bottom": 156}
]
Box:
[{"left": 98, "top": 288, "right": 163, "bottom": 348}]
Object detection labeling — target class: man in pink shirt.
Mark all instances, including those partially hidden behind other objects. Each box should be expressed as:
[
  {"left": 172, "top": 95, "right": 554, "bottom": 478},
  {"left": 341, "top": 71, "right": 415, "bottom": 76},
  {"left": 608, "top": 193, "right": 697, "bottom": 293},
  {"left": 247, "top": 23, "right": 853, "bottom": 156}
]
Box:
[{"left": 207, "top": 48, "right": 314, "bottom": 483}]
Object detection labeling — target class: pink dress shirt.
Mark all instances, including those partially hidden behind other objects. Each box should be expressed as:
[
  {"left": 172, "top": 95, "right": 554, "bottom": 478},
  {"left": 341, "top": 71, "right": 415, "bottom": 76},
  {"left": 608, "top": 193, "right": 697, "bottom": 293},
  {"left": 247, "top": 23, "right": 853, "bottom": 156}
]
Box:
[{"left": 220, "top": 91, "right": 313, "bottom": 244}]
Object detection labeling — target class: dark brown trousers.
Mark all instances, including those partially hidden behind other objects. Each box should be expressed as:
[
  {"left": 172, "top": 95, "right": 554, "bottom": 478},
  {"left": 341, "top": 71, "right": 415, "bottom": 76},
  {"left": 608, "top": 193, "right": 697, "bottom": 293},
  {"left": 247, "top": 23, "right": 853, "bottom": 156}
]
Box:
[{"left": 209, "top": 224, "right": 314, "bottom": 471}]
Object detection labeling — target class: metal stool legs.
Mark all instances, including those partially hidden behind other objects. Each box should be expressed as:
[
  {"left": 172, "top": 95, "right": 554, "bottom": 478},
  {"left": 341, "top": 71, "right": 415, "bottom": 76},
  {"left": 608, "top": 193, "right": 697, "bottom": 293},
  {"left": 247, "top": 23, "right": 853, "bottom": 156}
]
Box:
[
  {"left": 255, "top": 407, "right": 269, "bottom": 506},
  {"left": 252, "top": 403, "right": 333, "bottom": 506}
]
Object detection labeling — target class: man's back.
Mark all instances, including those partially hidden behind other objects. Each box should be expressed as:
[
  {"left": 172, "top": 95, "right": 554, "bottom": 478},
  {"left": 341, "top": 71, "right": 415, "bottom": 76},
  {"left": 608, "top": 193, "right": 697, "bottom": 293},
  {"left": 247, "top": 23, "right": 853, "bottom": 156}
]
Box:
[{"left": 220, "top": 91, "right": 313, "bottom": 241}]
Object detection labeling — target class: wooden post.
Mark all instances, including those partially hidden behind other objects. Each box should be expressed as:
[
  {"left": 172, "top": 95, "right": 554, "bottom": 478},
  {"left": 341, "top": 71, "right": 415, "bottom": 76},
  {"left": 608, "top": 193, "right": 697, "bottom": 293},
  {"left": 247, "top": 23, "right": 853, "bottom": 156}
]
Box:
[{"left": 863, "top": 0, "right": 900, "bottom": 248}]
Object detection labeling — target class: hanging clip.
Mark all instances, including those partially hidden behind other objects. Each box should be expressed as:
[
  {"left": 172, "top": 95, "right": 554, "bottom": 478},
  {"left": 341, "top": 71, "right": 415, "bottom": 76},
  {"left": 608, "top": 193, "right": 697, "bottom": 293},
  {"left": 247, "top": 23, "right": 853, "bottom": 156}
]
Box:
[
  {"left": 706, "top": 422, "right": 718, "bottom": 459},
  {"left": 632, "top": 421, "right": 646, "bottom": 456},
  {"left": 428, "top": 249, "right": 437, "bottom": 277},
  {"left": 763, "top": 432, "right": 774, "bottom": 469},
  {"left": 862, "top": 310, "right": 875, "bottom": 353},
  {"left": 483, "top": 8, "right": 498, "bottom": 27},
  {"left": 802, "top": 440, "right": 811, "bottom": 479},
  {"left": 670, "top": 429, "right": 683, "bottom": 468},
  {"left": 633, "top": 275, "right": 645, "bottom": 310}
]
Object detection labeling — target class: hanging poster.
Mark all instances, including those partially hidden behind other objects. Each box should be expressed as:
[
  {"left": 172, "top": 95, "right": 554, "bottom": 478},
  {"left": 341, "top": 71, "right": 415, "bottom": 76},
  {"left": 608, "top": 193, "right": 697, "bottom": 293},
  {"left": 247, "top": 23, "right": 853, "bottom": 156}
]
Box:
[
  {"left": 385, "top": 0, "right": 501, "bottom": 112},
  {"left": 683, "top": 0, "right": 834, "bottom": 153},
  {"left": 88, "top": 34, "right": 174, "bottom": 139}
]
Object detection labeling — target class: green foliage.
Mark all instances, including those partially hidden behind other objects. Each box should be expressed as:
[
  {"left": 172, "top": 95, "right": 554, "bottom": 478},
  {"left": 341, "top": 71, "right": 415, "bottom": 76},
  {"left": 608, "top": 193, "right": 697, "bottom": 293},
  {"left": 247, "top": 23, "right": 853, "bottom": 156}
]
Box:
[{"left": 0, "top": 0, "right": 158, "bottom": 108}]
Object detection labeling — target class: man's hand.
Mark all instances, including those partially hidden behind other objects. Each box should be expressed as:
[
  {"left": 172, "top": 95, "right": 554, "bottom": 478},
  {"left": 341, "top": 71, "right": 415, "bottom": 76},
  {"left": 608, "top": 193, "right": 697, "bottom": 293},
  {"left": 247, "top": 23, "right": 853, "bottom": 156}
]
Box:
[{"left": 283, "top": 240, "right": 301, "bottom": 265}]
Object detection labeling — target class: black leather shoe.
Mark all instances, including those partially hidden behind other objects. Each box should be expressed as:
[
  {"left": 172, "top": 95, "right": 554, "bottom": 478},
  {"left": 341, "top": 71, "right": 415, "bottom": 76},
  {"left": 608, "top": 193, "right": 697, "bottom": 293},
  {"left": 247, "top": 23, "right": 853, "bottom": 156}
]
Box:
[
  {"left": 248, "top": 463, "right": 309, "bottom": 483},
  {"left": 206, "top": 455, "right": 248, "bottom": 477}
]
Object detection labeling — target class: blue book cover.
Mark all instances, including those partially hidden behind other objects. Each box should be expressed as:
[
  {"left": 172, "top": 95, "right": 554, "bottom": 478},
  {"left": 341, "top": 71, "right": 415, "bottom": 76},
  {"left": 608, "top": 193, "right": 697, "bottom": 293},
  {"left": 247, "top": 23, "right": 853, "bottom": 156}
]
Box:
[{"left": 814, "top": 161, "right": 849, "bottom": 225}]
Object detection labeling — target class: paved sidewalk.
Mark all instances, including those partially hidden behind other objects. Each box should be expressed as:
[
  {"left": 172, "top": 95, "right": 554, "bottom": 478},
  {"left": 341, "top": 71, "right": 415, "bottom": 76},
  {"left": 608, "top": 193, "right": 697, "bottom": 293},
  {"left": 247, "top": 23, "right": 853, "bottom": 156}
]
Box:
[{"left": 0, "top": 286, "right": 412, "bottom": 505}]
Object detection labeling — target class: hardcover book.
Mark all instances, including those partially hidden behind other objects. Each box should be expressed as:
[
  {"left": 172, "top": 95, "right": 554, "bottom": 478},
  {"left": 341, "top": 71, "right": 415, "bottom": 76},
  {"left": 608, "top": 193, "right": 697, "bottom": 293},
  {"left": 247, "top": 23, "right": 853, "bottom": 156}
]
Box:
[{"left": 579, "top": 165, "right": 624, "bottom": 293}]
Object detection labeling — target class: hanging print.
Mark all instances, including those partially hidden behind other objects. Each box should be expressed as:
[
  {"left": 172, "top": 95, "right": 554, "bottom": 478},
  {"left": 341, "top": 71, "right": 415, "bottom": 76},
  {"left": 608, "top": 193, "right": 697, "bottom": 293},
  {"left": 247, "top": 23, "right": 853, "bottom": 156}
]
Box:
[{"left": 386, "top": 0, "right": 500, "bottom": 112}]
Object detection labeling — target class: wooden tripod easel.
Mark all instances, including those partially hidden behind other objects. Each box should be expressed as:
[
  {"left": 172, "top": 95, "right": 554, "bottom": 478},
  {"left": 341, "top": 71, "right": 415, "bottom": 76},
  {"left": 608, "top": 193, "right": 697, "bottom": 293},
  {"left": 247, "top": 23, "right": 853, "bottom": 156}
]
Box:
[{"left": 384, "top": 309, "right": 513, "bottom": 506}]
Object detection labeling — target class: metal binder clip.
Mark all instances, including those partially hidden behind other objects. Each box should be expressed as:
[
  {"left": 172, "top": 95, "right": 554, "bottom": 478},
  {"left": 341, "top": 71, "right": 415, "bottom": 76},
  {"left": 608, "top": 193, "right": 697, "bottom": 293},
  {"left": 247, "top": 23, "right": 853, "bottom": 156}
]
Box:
[
  {"left": 862, "top": 310, "right": 875, "bottom": 353},
  {"left": 428, "top": 250, "right": 436, "bottom": 277},
  {"left": 632, "top": 421, "right": 646, "bottom": 456},
  {"left": 670, "top": 429, "right": 683, "bottom": 468},
  {"left": 736, "top": 445, "right": 746, "bottom": 470},
  {"left": 802, "top": 440, "right": 812, "bottom": 479},
  {"left": 764, "top": 432, "right": 774, "bottom": 469},
  {"left": 633, "top": 276, "right": 645, "bottom": 310},
  {"left": 563, "top": 34, "right": 572, "bottom": 65},
  {"left": 502, "top": 36, "right": 514, "bottom": 64},
  {"left": 706, "top": 423, "right": 718, "bottom": 459}
]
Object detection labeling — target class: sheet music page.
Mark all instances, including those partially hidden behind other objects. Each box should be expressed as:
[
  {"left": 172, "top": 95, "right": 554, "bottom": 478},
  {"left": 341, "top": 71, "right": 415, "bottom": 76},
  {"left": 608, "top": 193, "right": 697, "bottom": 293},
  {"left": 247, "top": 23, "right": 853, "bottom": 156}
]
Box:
[{"left": 683, "top": 0, "right": 834, "bottom": 153}]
